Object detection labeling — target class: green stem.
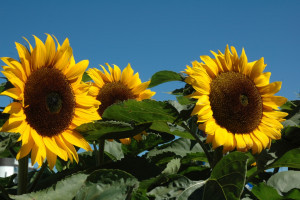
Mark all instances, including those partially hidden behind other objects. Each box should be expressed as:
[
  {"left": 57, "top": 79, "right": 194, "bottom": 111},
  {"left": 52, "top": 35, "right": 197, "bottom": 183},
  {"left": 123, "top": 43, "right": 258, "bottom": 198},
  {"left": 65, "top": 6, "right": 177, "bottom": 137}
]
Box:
[
  {"left": 27, "top": 161, "right": 47, "bottom": 193},
  {"left": 17, "top": 155, "right": 28, "bottom": 195},
  {"left": 98, "top": 139, "right": 105, "bottom": 167},
  {"left": 182, "top": 123, "right": 213, "bottom": 168}
]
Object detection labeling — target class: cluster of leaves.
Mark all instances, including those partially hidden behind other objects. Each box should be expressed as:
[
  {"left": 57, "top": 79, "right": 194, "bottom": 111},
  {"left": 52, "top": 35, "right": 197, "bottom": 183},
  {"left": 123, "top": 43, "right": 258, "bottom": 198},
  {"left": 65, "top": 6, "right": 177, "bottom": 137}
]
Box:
[{"left": 0, "top": 71, "right": 299, "bottom": 200}]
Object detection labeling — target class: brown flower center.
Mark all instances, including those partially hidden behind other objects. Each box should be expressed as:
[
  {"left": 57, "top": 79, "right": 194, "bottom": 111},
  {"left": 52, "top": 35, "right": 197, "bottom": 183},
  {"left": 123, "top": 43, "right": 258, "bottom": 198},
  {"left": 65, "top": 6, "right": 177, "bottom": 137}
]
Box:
[
  {"left": 97, "top": 82, "right": 137, "bottom": 115},
  {"left": 24, "top": 67, "right": 75, "bottom": 137},
  {"left": 209, "top": 71, "right": 262, "bottom": 133}
]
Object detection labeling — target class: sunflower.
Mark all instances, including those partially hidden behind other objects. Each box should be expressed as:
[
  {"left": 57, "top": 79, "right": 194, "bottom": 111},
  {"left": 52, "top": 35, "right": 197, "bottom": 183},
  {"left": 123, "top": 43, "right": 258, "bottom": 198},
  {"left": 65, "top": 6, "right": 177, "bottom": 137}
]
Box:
[
  {"left": 0, "top": 35, "right": 101, "bottom": 169},
  {"left": 87, "top": 63, "right": 155, "bottom": 144},
  {"left": 185, "top": 45, "right": 288, "bottom": 154}
]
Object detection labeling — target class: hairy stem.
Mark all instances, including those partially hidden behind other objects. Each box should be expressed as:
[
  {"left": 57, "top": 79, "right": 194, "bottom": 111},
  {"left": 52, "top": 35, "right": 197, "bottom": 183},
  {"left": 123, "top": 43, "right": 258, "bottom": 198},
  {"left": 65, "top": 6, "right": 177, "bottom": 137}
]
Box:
[
  {"left": 98, "top": 139, "right": 105, "bottom": 166},
  {"left": 182, "top": 123, "right": 213, "bottom": 168},
  {"left": 17, "top": 155, "right": 28, "bottom": 195}
]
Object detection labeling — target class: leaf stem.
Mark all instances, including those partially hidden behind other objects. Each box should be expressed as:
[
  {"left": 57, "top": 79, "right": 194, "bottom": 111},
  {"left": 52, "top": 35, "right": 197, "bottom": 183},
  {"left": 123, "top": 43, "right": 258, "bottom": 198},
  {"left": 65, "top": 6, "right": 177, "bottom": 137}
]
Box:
[
  {"left": 98, "top": 139, "right": 105, "bottom": 166},
  {"left": 27, "top": 161, "right": 47, "bottom": 193},
  {"left": 182, "top": 123, "right": 213, "bottom": 168},
  {"left": 17, "top": 155, "right": 28, "bottom": 195},
  {"left": 212, "top": 146, "right": 223, "bottom": 168}
]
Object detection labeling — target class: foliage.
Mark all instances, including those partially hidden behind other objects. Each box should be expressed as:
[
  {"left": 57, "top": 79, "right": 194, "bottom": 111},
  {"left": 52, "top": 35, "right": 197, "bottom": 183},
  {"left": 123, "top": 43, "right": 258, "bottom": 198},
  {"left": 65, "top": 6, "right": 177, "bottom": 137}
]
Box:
[{"left": 0, "top": 70, "right": 299, "bottom": 200}]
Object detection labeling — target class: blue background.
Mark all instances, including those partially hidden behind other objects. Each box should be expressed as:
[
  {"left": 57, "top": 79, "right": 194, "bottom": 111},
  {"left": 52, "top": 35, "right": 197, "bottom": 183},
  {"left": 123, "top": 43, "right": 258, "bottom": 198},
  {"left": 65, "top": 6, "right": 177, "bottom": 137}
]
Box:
[{"left": 0, "top": 0, "right": 299, "bottom": 106}]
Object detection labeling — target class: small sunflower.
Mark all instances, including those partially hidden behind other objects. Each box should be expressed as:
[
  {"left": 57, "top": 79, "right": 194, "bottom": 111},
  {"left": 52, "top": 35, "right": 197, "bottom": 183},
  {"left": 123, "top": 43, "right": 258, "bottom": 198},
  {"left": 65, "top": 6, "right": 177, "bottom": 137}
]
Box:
[
  {"left": 87, "top": 63, "right": 155, "bottom": 144},
  {"left": 185, "top": 45, "right": 288, "bottom": 154},
  {"left": 0, "top": 35, "right": 101, "bottom": 169}
]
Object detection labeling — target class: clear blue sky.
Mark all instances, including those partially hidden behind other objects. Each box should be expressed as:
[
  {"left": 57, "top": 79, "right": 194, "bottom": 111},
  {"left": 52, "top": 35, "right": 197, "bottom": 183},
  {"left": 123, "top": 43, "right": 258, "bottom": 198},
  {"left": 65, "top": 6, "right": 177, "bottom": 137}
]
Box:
[{"left": 0, "top": 0, "right": 299, "bottom": 107}]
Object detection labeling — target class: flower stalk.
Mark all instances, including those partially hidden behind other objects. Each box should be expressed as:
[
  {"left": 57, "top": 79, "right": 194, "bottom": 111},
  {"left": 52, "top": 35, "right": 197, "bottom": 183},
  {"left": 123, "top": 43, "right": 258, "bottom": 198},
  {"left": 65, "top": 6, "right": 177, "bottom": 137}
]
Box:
[{"left": 17, "top": 155, "right": 28, "bottom": 195}]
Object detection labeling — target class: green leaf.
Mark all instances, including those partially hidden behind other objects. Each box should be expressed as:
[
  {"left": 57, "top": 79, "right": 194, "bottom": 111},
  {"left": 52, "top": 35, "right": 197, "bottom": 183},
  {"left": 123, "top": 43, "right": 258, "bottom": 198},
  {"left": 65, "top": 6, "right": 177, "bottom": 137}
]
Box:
[
  {"left": 0, "top": 174, "right": 17, "bottom": 188},
  {"left": 12, "top": 173, "right": 89, "bottom": 200},
  {"left": 76, "top": 120, "right": 151, "bottom": 141},
  {"left": 267, "top": 148, "right": 300, "bottom": 169},
  {"left": 75, "top": 169, "right": 138, "bottom": 200},
  {"left": 282, "top": 100, "right": 300, "bottom": 127},
  {"left": 0, "top": 132, "right": 20, "bottom": 158},
  {"left": 146, "top": 174, "right": 191, "bottom": 198},
  {"left": 104, "top": 140, "right": 124, "bottom": 161},
  {"left": 81, "top": 72, "right": 92, "bottom": 82},
  {"left": 267, "top": 171, "right": 300, "bottom": 194},
  {"left": 150, "top": 122, "right": 194, "bottom": 140},
  {"left": 177, "top": 180, "right": 206, "bottom": 200},
  {"left": 146, "top": 138, "right": 204, "bottom": 161},
  {"left": 203, "top": 152, "right": 248, "bottom": 200},
  {"left": 122, "top": 132, "right": 168, "bottom": 156},
  {"left": 251, "top": 182, "right": 282, "bottom": 200},
  {"left": 162, "top": 158, "right": 181, "bottom": 175},
  {"left": 0, "top": 81, "right": 14, "bottom": 94},
  {"left": 102, "top": 99, "right": 179, "bottom": 125},
  {"left": 148, "top": 70, "right": 184, "bottom": 88}
]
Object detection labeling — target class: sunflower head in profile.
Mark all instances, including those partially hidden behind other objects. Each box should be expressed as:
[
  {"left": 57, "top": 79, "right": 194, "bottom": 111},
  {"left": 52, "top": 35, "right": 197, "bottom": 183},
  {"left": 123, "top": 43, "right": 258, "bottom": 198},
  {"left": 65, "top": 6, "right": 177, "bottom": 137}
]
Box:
[
  {"left": 185, "top": 45, "right": 288, "bottom": 154},
  {"left": 0, "top": 35, "right": 101, "bottom": 169},
  {"left": 87, "top": 63, "right": 155, "bottom": 144}
]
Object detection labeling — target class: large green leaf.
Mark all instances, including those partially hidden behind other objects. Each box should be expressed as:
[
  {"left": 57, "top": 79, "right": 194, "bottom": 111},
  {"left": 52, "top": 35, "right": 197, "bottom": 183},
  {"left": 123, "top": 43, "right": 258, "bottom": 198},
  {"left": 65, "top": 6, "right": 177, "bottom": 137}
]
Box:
[
  {"left": 148, "top": 70, "right": 184, "bottom": 88},
  {"left": 0, "top": 132, "right": 20, "bottom": 158},
  {"left": 102, "top": 99, "right": 179, "bottom": 125},
  {"left": 267, "top": 171, "right": 300, "bottom": 194},
  {"left": 267, "top": 148, "right": 300, "bottom": 169},
  {"left": 146, "top": 138, "right": 204, "bottom": 169},
  {"left": 177, "top": 180, "right": 206, "bottom": 200},
  {"left": 251, "top": 182, "right": 282, "bottom": 200},
  {"left": 150, "top": 122, "right": 194, "bottom": 140},
  {"left": 146, "top": 174, "right": 196, "bottom": 199},
  {"left": 75, "top": 169, "right": 138, "bottom": 200},
  {"left": 203, "top": 152, "right": 248, "bottom": 200},
  {"left": 13, "top": 173, "right": 89, "bottom": 200},
  {"left": 252, "top": 182, "right": 300, "bottom": 200},
  {"left": 76, "top": 120, "right": 151, "bottom": 141}
]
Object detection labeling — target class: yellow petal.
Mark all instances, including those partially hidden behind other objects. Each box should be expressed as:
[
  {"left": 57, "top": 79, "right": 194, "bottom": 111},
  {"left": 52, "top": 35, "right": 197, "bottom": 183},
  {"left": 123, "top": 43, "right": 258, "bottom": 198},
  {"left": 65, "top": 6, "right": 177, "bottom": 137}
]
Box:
[
  {"left": 261, "top": 116, "right": 283, "bottom": 130},
  {"left": 242, "top": 133, "right": 253, "bottom": 149},
  {"left": 61, "top": 135, "right": 79, "bottom": 163},
  {"left": 139, "top": 90, "right": 156, "bottom": 100},
  {"left": 263, "top": 111, "right": 288, "bottom": 121},
  {"left": 112, "top": 64, "right": 121, "bottom": 81},
  {"left": 235, "top": 134, "right": 247, "bottom": 151},
  {"left": 238, "top": 48, "right": 248, "bottom": 74},
  {"left": 62, "top": 130, "right": 92, "bottom": 151},
  {"left": 263, "top": 96, "right": 287, "bottom": 109},
  {"left": 197, "top": 110, "right": 213, "bottom": 122},
  {"left": 254, "top": 72, "right": 271, "bottom": 88},
  {"left": 258, "top": 123, "right": 280, "bottom": 140},
  {"left": 258, "top": 82, "right": 282, "bottom": 96},
  {"left": 132, "top": 81, "right": 150, "bottom": 95},
  {"left": 87, "top": 68, "right": 105, "bottom": 88},
  {"left": 43, "top": 137, "right": 68, "bottom": 161},
  {"left": 31, "top": 35, "right": 47, "bottom": 70},
  {"left": 31, "top": 128, "right": 47, "bottom": 159},
  {"left": 1, "top": 87, "right": 22, "bottom": 100},
  {"left": 65, "top": 60, "right": 89, "bottom": 81},
  {"left": 204, "top": 118, "right": 217, "bottom": 135},
  {"left": 250, "top": 133, "right": 263, "bottom": 154},
  {"left": 250, "top": 57, "right": 266, "bottom": 79},
  {"left": 252, "top": 129, "right": 269, "bottom": 149},
  {"left": 213, "top": 126, "right": 226, "bottom": 148},
  {"left": 200, "top": 55, "right": 219, "bottom": 77},
  {"left": 3, "top": 102, "right": 22, "bottom": 114},
  {"left": 121, "top": 64, "right": 134, "bottom": 86},
  {"left": 46, "top": 147, "right": 57, "bottom": 170},
  {"left": 16, "top": 133, "right": 34, "bottom": 160},
  {"left": 44, "top": 34, "right": 56, "bottom": 66}
]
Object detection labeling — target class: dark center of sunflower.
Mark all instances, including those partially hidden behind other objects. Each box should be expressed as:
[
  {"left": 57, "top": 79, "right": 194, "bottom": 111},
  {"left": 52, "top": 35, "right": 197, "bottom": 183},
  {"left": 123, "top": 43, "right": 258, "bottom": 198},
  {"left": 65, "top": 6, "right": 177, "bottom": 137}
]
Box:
[
  {"left": 24, "top": 67, "right": 75, "bottom": 137},
  {"left": 209, "top": 71, "right": 262, "bottom": 133},
  {"left": 96, "top": 82, "right": 136, "bottom": 116}
]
